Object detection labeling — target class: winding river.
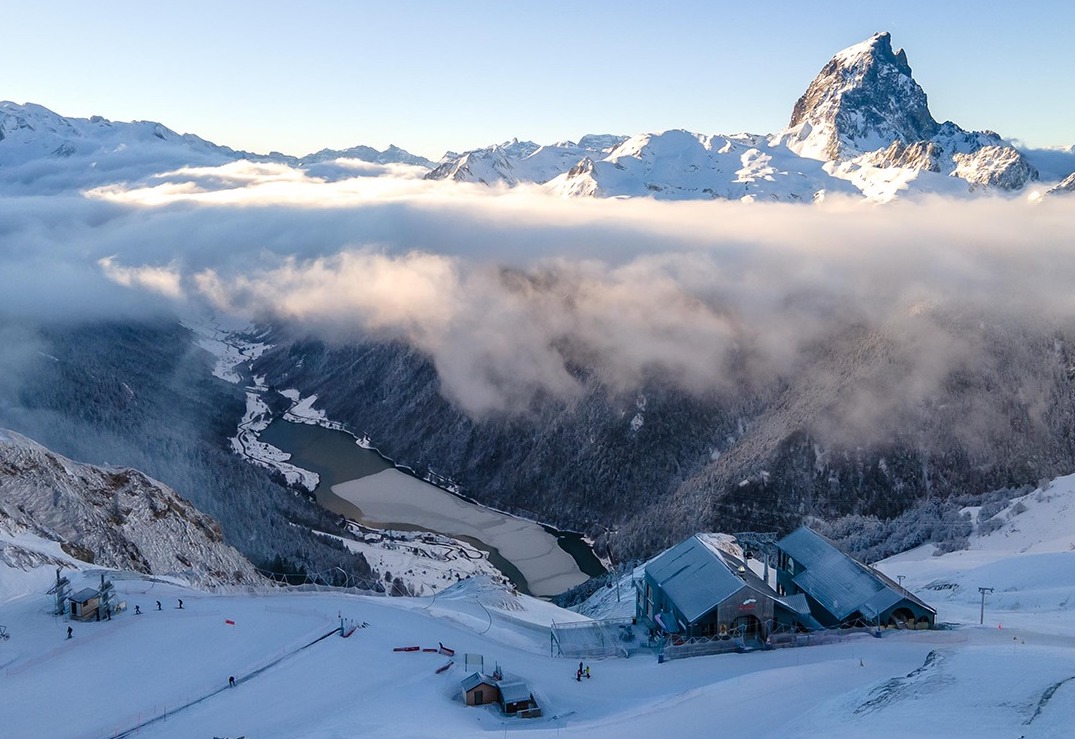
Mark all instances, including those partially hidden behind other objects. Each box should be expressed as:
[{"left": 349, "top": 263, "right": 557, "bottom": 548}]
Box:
[{"left": 258, "top": 419, "right": 604, "bottom": 597}]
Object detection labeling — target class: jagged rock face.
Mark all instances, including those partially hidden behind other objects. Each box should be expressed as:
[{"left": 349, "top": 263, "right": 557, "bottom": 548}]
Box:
[
  {"left": 1044, "top": 171, "right": 1075, "bottom": 197},
  {"left": 862, "top": 140, "right": 943, "bottom": 172},
  {"left": 952, "top": 145, "right": 1038, "bottom": 190},
  {"left": 779, "top": 33, "right": 1037, "bottom": 192},
  {"left": 0, "top": 428, "right": 261, "bottom": 586},
  {"left": 785, "top": 32, "right": 938, "bottom": 161}
]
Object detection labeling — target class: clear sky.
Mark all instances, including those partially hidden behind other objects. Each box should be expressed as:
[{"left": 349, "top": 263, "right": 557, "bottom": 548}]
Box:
[{"left": 3, "top": 1, "right": 1072, "bottom": 159}]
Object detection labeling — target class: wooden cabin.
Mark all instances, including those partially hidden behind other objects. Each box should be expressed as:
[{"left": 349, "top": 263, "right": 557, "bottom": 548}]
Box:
[
  {"left": 69, "top": 588, "right": 100, "bottom": 621},
  {"left": 461, "top": 672, "right": 500, "bottom": 707}
]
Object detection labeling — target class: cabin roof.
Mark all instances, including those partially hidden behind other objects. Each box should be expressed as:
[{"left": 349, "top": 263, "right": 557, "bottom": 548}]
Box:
[
  {"left": 460, "top": 672, "right": 497, "bottom": 692},
  {"left": 497, "top": 681, "right": 531, "bottom": 704},
  {"left": 645, "top": 534, "right": 770, "bottom": 624}
]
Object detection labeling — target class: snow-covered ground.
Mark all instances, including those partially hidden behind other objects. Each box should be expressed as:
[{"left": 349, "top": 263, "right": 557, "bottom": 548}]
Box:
[
  {"left": 334, "top": 471, "right": 589, "bottom": 597},
  {"left": 3, "top": 476, "right": 1074, "bottom": 737}
]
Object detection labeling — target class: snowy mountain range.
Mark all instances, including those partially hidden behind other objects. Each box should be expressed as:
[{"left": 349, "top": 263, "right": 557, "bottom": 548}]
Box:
[
  {"left": 431, "top": 33, "right": 1049, "bottom": 201},
  {"left": 2, "top": 33, "right": 1071, "bottom": 201}
]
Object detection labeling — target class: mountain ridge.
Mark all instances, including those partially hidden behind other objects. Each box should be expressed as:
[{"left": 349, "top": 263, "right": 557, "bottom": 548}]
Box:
[{"left": 0, "top": 427, "right": 260, "bottom": 586}]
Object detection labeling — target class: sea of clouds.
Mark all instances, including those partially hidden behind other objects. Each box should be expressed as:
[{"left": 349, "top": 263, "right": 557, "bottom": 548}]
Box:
[{"left": 2, "top": 159, "right": 1073, "bottom": 422}]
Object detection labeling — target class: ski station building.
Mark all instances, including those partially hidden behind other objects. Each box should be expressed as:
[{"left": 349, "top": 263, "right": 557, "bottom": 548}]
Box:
[
  {"left": 636, "top": 526, "right": 935, "bottom": 644},
  {"left": 635, "top": 533, "right": 813, "bottom": 642},
  {"left": 774, "top": 526, "right": 936, "bottom": 629}
]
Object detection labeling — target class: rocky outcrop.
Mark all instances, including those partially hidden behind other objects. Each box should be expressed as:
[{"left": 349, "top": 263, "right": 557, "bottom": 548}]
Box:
[
  {"left": 0, "top": 428, "right": 261, "bottom": 586},
  {"left": 777, "top": 33, "right": 1037, "bottom": 192},
  {"left": 1043, "top": 171, "right": 1075, "bottom": 198},
  {"left": 783, "top": 32, "right": 939, "bottom": 161}
]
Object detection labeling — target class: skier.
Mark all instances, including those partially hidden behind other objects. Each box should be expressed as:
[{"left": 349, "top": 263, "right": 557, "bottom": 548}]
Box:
[
  {"left": 229, "top": 675, "right": 236, "bottom": 688},
  {"left": 66, "top": 626, "right": 73, "bottom": 639},
  {"left": 134, "top": 605, "right": 141, "bottom": 615},
  {"left": 156, "top": 600, "right": 162, "bottom": 611},
  {"left": 585, "top": 665, "right": 591, "bottom": 679},
  {"left": 178, "top": 599, "right": 184, "bottom": 609}
]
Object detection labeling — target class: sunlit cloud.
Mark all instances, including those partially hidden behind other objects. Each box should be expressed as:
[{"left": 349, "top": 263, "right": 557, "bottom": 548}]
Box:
[
  {"left": 4, "top": 159, "right": 1075, "bottom": 427},
  {"left": 99, "top": 256, "right": 184, "bottom": 299}
]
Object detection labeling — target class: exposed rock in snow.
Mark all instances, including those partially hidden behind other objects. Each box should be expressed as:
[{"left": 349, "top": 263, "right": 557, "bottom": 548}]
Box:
[
  {"left": 0, "top": 428, "right": 260, "bottom": 586},
  {"left": 300, "top": 143, "right": 432, "bottom": 168},
  {"left": 774, "top": 33, "right": 1037, "bottom": 193},
  {"left": 546, "top": 129, "right": 857, "bottom": 201},
  {"left": 425, "top": 136, "right": 625, "bottom": 185},
  {"left": 779, "top": 32, "right": 939, "bottom": 162},
  {"left": 1042, "top": 171, "right": 1075, "bottom": 198}
]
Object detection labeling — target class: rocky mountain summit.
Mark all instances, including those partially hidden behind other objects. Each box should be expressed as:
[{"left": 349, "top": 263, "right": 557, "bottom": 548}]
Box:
[
  {"left": 780, "top": 32, "right": 940, "bottom": 161},
  {"left": 777, "top": 32, "right": 1037, "bottom": 192},
  {"left": 0, "top": 428, "right": 260, "bottom": 586}
]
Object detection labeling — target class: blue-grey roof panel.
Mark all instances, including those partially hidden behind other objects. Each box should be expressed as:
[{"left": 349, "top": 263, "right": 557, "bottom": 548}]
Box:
[
  {"left": 645, "top": 535, "right": 747, "bottom": 623},
  {"left": 780, "top": 526, "right": 886, "bottom": 621},
  {"left": 861, "top": 588, "right": 905, "bottom": 620},
  {"left": 778, "top": 592, "right": 812, "bottom": 615}
]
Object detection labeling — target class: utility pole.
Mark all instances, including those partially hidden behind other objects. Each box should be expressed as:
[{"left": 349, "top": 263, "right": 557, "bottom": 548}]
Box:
[
  {"left": 606, "top": 529, "right": 620, "bottom": 602},
  {"left": 978, "top": 587, "right": 994, "bottom": 625}
]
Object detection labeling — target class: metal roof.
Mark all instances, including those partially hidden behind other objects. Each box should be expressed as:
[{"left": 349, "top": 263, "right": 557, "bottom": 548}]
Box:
[
  {"left": 460, "top": 672, "right": 497, "bottom": 692},
  {"left": 644, "top": 535, "right": 750, "bottom": 623},
  {"left": 69, "top": 588, "right": 99, "bottom": 602},
  {"left": 497, "top": 681, "right": 531, "bottom": 704},
  {"left": 778, "top": 526, "right": 934, "bottom": 621},
  {"left": 778, "top": 592, "right": 812, "bottom": 616},
  {"left": 860, "top": 588, "right": 906, "bottom": 620},
  {"left": 775, "top": 593, "right": 825, "bottom": 630}
]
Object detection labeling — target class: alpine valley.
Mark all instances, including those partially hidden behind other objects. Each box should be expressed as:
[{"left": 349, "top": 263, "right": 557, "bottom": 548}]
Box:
[{"left": 2, "top": 30, "right": 1075, "bottom": 601}]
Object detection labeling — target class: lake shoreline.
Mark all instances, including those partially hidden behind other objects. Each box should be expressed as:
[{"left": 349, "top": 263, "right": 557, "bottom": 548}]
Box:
[{"left": 257, "top": 414, "right": 605, "bottom": 597}]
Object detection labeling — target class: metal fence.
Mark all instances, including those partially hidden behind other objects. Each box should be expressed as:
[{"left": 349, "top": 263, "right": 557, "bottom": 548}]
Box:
[
  {"left": 660, "top": 634, "right": 746, "bottom": 661},
  {"left": 660, "top": 624, "right": 886, "bottom": 661},
  {"left": 551, "top": 617, "right": 642, "bottom": 658}
]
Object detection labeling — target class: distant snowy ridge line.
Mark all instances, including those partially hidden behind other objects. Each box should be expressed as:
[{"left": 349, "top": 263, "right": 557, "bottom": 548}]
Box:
[{"left": 4, "top": 31, "right": 1074, "bottom": 201}]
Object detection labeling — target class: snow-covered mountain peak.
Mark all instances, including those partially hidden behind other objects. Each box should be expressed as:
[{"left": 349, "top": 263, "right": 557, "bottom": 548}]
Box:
[
  {"left": 772, "top": 33, "right": 1037, "bottom": 193},
  {"left": 779, "top": 31, "right": 938, "bottom": 162}
]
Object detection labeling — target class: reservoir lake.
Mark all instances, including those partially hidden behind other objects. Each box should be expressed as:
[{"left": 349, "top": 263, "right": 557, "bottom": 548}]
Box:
[{"left": 258, "top": 419, "right": 604, "bottom": 597}]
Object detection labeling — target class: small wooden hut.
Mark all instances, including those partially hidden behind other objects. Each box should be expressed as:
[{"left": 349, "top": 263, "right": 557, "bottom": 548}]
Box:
[
  {"left": 69, "top": 588, "right": 100, "bottom": 621},
  {"left": 461, "top": 672, "right": 499, "bottom": 706}
]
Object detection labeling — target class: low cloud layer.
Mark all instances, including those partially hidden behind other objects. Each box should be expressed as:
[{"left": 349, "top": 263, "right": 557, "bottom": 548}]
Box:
[{"left": 3, "top": 161, "right": 1075, "bottom": 425}]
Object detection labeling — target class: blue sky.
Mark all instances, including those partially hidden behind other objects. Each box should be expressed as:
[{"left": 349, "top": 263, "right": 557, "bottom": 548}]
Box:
[{"left": 4, "top": 1, "right": 1072, "bottom": 158}]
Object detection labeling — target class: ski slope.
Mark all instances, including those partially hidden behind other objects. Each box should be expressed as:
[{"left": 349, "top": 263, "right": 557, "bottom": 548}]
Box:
[{"left": 3, "top": 476, "right": 1075, "bottom": 737}]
